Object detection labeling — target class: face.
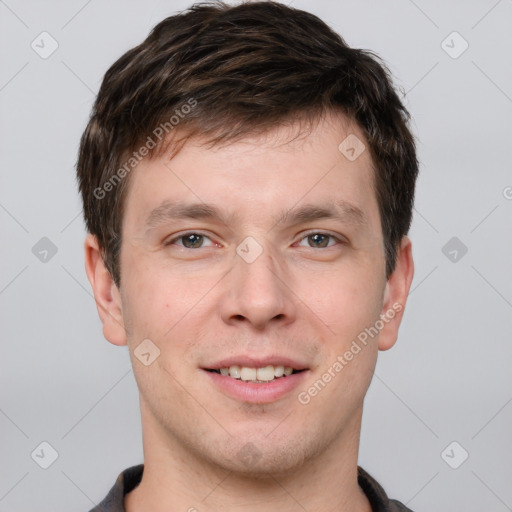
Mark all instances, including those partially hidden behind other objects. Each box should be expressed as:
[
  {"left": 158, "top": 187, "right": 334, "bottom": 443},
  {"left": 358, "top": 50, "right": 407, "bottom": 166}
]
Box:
[{"left": 87, "top": 111, "right": 413, "bottom": 476}]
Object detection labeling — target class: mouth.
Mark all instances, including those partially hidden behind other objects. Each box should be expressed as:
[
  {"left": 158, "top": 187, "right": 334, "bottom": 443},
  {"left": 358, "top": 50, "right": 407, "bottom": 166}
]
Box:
[
  {"left": 205, "top": 365, "right": 305, "bottom": 383},
  {"left": 202, "top": 359, "right": 309, "bottom": 404}
]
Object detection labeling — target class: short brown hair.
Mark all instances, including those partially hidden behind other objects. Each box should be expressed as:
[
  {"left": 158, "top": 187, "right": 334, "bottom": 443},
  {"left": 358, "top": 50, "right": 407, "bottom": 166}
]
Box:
[{"left": 77, "top": 0, "right": 418, "bottom": 287}]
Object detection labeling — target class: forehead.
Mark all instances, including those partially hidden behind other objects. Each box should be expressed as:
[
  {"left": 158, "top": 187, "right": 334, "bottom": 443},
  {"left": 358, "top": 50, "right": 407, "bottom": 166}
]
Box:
[{"left": 122, "top": 112, "right": 380, "bottom": 233}]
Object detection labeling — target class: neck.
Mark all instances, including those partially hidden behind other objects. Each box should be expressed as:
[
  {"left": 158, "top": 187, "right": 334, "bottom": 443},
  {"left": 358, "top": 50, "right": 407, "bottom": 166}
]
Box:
[{"left": 125, "top": 401, "right": 371, "bottom": 512}]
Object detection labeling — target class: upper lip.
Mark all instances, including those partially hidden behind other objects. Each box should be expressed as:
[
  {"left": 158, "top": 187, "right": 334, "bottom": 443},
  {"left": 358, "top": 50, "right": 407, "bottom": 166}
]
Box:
[{"left": 203, "top": 356, "right": 309, "bottom": 371}]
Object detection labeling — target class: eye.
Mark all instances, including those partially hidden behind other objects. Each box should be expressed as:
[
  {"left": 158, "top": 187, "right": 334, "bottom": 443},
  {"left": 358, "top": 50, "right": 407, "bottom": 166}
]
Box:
[
  {"left": 296, "top": 232, "right": 342, "bottom": 249},
  {"left": 165, "top": 232, "right": 216, "bottom": 249}
]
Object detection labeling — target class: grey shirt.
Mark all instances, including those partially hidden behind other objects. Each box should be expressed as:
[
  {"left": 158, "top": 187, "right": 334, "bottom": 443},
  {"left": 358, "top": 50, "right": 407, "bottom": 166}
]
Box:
[{"left": 88, "top": 464, "right": 414, "bottom": 511}]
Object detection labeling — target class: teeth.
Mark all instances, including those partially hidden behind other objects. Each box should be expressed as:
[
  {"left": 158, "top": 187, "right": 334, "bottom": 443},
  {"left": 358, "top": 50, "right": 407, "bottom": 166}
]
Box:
[
  {"left": 274, "top": 365, "right": 285, "bottom": 378},
  {"left": 256, "top": 366, "right": 275, "bottom": 381},
  {"left": 218, "top": 365, "right": 296, "bottom": 382},
  {"left": 240, "top": 367, "right": 257, "bottom": 381},
  {"left": 229, "top": 365, "right": 241, "bottom": 379}
]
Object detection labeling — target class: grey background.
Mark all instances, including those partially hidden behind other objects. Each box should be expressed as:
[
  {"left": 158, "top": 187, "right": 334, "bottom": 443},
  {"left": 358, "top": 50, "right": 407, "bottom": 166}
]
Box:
[{"left": 1, "top": 0, "right": 511, "bottom": 510}]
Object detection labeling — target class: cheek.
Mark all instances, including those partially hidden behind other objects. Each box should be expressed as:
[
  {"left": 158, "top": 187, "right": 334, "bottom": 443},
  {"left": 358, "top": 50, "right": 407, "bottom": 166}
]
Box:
[
  {"left": 332, "top": 348, "right": 378, "bottom": 415},
  {"left": 295, "top": 267, "right": 383, "bottom": 339},
  {"left": 120, "top": 265, "right": 205, "bottom": 368},
  {"left": 120, "top": 252, "right": 184, "bottom": 335}
]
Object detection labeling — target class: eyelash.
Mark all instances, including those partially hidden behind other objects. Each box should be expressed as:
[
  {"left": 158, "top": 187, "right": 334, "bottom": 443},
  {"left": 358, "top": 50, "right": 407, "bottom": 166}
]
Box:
[{"left": 164, "top": 231, "right": 345, "bottom": 249}]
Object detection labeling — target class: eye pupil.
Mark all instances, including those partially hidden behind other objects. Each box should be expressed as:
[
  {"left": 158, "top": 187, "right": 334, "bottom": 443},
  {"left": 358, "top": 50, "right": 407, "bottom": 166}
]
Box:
[
  {"left": 183, "top": 234, "right": 203, "bottom": 248},
  {"left": 309, "top": 234, "right": 329, "bottom": 248}
]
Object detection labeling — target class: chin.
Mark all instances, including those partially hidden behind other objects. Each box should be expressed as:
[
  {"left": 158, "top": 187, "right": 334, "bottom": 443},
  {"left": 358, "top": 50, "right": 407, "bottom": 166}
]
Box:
[{"left": 203, "top": 434, "right": 318, "bottom": 478}]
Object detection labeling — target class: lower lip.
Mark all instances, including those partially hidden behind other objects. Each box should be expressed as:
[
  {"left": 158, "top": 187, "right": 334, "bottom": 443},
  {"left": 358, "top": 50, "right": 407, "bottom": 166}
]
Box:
[{"left": 203, "top": 370, "right": 308, "bottom": 404}]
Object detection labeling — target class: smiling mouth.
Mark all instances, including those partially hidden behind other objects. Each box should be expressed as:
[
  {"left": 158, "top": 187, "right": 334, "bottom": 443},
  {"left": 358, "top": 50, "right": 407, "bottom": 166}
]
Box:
[{"left": 205, "top": 365, "right": 305, "bottom": 383}]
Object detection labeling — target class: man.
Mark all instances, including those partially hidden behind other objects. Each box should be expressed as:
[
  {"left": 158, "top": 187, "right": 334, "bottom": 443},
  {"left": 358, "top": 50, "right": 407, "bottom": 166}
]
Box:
[{"left": 77, "top": 1, "right": 418, "bottom": 510}]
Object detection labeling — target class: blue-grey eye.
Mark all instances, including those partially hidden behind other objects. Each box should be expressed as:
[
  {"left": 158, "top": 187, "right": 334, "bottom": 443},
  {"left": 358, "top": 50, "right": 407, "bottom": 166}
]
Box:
[{"left": 297, "top": 233, "right": 338, "bottom": 248}]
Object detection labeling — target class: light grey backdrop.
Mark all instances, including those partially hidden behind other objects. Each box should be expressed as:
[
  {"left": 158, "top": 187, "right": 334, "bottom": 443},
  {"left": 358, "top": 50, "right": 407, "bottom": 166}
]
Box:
[{"left": 1, "top": 1, "right": 511, "bottom": 511}]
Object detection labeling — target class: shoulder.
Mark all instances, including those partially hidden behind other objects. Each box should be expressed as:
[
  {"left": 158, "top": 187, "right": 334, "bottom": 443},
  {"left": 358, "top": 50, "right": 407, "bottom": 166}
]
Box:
[
  {"left": 358, "top": 466, "right": 415, "bottom": 512},
  {"left": 88, "top": 464, "right": 144, "bottom": 512},
  {"left": 389, "top": 498, "right": 415, "bottom": 511}
]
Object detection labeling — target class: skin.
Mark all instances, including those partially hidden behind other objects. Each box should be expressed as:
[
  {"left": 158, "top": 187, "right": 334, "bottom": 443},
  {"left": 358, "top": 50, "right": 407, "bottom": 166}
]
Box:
[{"left": 85, "top": 111, "right": 414, "bottom": 512}]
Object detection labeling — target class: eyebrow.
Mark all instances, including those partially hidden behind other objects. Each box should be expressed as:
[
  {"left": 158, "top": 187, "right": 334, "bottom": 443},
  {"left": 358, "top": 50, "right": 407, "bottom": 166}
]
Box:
[
  {"left": 274, "top": 201, "right": 367, "bottom": 228},
  {"left": 144, "top": 199, "right": 367, "bottom": 232}
]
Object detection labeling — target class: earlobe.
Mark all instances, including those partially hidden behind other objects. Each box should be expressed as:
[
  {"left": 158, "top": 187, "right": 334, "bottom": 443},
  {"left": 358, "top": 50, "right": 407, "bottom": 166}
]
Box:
[
  {"left": 84, "top": 234, "right": 127, "bottom": 346},
  {"left": 378, "top": 236, "right": 414, "bottom": 351}
]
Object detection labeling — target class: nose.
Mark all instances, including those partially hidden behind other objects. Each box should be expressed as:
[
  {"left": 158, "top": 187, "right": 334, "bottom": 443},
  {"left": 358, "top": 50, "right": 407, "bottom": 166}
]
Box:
[{"left": 219, "top": 242, "right": 297, "bottom": 331}]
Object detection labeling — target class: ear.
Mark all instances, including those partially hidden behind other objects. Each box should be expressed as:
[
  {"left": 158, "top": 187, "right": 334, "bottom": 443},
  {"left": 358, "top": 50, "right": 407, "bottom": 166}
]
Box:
[
  {"left": 84, "top": 233, "right": 127, "bottom": 346},
  {"left": 378, "top": 236, "right": 414, "bottom": 351}
]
